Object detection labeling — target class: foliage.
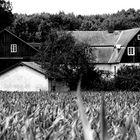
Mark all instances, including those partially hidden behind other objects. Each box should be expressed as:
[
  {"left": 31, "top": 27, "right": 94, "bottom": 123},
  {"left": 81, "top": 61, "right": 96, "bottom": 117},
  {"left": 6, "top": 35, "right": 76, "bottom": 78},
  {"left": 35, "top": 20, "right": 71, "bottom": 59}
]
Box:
[
  {"left": 0, "top": 0, "right": 14, "bottom": 30},
  {"left": 8, "top": 8, "right": 140, "bottom": 42},
  {"left": 37, "top": 29, "right": 98, "bottom": 90},
  {"left": 0, "top": 90, "right": 140, "bottom": 139},
  {"left": 115, "top": 65, "right": 140, "bottom": 91}
]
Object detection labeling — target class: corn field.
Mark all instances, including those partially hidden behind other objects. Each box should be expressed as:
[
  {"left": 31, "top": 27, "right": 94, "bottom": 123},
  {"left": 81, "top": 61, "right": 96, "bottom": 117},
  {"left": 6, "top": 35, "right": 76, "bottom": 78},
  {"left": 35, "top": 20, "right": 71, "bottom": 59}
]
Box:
[{"left": 0, "top": 90, "right": 140, "bottom": 140}]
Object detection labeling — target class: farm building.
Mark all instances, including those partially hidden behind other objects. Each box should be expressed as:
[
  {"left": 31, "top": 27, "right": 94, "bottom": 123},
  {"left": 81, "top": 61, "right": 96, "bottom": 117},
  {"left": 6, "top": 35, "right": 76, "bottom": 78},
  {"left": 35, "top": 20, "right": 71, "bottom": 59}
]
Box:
[
  {"left": 72, "top": 28, "right": 140, "bottom": 76},
  {"left": 0, "top": 62, "right": 68, "bottom": 91},
  {"left": 0, "top": 29, "right": 68, "bottom": 91},
  {"left": 0, "top": 28, "right": 140, "bottom": 91},
  {"left": 0, "top": 29, "right": 39, "bottom": 72}
]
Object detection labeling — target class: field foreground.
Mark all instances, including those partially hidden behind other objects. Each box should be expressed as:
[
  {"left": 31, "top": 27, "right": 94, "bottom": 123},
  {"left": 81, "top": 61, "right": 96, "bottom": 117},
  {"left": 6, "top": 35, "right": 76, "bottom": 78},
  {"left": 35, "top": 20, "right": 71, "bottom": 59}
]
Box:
[{"left": 0, "top": 91, "right": 140, "bottom": 140}]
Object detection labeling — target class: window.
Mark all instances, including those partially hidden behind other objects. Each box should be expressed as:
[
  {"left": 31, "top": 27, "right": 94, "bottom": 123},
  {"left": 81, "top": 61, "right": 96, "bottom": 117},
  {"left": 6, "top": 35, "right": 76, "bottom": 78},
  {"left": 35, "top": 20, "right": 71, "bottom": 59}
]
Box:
[
  {"left": 127, "top": 47, "right": 135, "bottom": 56},
  {"left": 137, "top": 34, "right": 140, "bottom": 40},
  {"left": 10, "top": 44, "right": 17, "bottom": 53}
]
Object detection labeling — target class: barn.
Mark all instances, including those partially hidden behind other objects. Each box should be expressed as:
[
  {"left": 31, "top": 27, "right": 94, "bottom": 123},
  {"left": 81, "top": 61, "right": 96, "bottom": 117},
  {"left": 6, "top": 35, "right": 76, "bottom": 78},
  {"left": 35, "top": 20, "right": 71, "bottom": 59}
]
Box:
[
  {"left": 72, "top": 28, "right": 140, "bottom": 76},
  {"left": 0, "top": 28, "right": 140, "bottom": 91},
  {"left": 0, "top": 29, "right": 68, "bottom": 91}
]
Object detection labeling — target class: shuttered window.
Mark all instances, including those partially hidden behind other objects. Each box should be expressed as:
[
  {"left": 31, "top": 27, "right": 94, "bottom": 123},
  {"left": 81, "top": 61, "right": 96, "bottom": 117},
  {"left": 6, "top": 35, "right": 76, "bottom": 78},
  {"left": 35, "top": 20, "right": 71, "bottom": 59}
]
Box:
[
  {"left": 127, "top": 47, "right": 135, "bottom": 56},
  {"left": 11, "top": 44, "right": 17, "bottom": 53}
]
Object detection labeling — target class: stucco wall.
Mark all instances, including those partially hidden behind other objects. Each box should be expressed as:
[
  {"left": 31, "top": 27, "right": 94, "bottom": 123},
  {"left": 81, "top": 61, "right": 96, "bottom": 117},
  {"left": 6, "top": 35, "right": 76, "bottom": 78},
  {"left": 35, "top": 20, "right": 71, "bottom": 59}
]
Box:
[
  {"left": 95, "top": 64, "right": 116, "bottom": 73},
  {"left": 95, "top": 63, "right": 140, "bottom": 77},
  {"left": 0, "top": 66, "right": 49, "bottom": 91}
]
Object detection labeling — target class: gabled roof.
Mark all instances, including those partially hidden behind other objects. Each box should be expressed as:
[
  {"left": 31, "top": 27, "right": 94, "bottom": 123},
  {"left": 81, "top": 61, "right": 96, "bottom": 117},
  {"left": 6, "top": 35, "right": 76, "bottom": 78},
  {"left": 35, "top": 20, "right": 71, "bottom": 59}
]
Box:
[
  {"left": 0, "top": 61, "right": 45, "bottom": 76},
  {"left": 72, "top": 28, "right": 140, "bottom": 64},
  {"left": 21, "top": 62, "right": 45, "bottom": 74},
  {"left": 115, "top": 28, "right": 140, "bottom": 47},
  {"left": 72, "top": 30, "right": 121, "bottom": 46},
  {"left": 0, "top": 29, "right": 40, "bottom": 53},
  {"left": 109, "top": 28, "right": 140, "bottom": 63}
]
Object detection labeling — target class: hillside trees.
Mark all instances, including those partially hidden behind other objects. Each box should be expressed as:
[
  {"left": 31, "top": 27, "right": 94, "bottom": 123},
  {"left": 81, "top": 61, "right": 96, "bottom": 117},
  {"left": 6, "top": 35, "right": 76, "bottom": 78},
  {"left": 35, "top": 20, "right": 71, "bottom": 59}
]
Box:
[
  {"left": 0, "top": 0, "right": 14, "bottom": 30},
  {"left": 9, "top": 8, "right": 140, "bottom": 42}
]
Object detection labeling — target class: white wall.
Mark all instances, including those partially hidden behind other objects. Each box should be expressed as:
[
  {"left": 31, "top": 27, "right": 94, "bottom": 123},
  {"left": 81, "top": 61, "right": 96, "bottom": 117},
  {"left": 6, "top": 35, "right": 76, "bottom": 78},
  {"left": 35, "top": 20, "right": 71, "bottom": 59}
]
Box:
[
  {"left": 95, "top": 64, "right": 116, "bottom": 73},
  {"left": 95, "top": 63, "right": 140, "bottom": 78},
  {"left": 0, "top": 66, "right": 49, "bottom": 91}
]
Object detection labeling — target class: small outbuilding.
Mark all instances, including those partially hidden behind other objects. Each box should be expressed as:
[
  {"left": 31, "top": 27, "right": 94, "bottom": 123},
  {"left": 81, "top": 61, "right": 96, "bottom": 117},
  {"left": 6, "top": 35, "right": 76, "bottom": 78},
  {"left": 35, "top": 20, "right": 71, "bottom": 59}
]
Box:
[{"left": 0, "top": 62, "right": 69, "bottom": 92}]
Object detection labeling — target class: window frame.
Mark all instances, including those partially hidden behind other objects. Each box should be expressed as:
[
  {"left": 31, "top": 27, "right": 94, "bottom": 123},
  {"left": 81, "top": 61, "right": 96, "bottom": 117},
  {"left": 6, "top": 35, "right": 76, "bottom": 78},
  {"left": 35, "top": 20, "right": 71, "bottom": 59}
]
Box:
[
  {"left": 127, "top": 47, "right": 135, "bottom": 56},
  {"left": 137, "top": 34, "right": 140, "bottom": 40},
  {"left": 10, "top": 44, "right": 17, "bottom": 53}
]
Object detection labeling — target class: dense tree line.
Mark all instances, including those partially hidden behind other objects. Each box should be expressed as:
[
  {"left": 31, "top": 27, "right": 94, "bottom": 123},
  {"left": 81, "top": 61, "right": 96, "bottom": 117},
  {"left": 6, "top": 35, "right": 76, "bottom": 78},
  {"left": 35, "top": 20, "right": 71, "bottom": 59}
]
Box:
[{"left": 7, "top": 8, "right": 140, "bottom": 42}]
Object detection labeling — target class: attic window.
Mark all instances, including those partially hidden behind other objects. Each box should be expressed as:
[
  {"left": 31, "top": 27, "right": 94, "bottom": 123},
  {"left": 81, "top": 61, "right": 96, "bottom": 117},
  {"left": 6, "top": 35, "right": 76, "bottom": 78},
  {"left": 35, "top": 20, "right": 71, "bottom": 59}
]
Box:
[
  {"left": 10, "top": 44, "right": 17, "bottom": 53},
  {"left": 137, "top": 34, "right": 140, "bottom": 40},
  {"left": 127, "top": 47, "right": 135, "bottom": 56}
]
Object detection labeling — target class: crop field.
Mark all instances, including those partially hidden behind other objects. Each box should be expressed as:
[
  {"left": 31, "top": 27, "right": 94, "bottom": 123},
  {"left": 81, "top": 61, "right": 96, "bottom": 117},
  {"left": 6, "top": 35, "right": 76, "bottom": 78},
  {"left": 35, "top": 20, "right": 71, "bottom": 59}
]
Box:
[{"left": 0, "top": 90, "right": 140, "bottom": 140}]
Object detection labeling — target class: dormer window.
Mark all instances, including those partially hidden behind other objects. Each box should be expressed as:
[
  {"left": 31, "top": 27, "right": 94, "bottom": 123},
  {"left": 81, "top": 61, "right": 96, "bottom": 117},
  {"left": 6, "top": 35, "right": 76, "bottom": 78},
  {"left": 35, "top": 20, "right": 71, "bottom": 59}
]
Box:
[
  {"left": 137, "top": 34, "right": 140, "bottom": 40},
  {"left": 127, "top": 47, "right": 135, "bottom": 56},
  {"left": 10, "top": 44, "right": 17, "bottom": 53}
]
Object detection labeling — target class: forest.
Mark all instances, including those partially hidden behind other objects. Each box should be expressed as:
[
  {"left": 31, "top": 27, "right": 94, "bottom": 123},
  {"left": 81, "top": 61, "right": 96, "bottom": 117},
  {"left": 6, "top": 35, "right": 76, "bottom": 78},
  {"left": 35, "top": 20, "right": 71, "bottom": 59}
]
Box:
[{"left": 8, "top": 8, "right": 140, "bottom": 43}]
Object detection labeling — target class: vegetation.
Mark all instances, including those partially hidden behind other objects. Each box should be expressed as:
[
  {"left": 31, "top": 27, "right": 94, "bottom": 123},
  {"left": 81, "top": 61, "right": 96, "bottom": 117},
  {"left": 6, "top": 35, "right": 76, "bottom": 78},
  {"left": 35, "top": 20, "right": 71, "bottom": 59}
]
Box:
[
  {"left": 0, "top": 90, "right": 139, "bottom": 140},
  {"left": 115, "top": 65, "right": 140, "bottom": 91},
  {"left": 35, "top": 29, "right": 99, "bottom": 90},
  {"left": 0, "top": 0, "right": 14, "bottom": 30},
  {"left": 8, "top": 8, "right": 140, "bottom": 42}
]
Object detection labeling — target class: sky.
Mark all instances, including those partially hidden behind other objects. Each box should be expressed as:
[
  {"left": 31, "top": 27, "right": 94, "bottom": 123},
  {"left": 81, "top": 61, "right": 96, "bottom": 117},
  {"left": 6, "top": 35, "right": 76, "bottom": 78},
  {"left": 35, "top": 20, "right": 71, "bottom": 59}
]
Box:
[{"left": 9, "top": 0, "right": 140, "bottom": 15}]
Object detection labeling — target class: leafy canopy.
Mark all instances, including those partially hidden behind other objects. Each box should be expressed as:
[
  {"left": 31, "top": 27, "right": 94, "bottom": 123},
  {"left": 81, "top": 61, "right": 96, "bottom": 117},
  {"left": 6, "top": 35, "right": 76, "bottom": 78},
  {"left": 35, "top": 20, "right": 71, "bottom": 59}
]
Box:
[
  {"left": 38, "top": 29, "right": 98, "bottom": 90},
  {"left": 0, "top": 0, "right": 14, "bottom": 30}
]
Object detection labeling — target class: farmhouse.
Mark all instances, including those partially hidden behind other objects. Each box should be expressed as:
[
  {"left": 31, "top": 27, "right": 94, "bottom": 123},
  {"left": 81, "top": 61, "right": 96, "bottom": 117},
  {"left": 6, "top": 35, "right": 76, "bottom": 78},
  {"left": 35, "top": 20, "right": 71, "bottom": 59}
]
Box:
[
  {"left": 72, "top": 28, "right": 140, "bottom": 76},
  {"left": 0, "top": 29, "right": 68, "bottom": 91},
  {"left": 0, "top": 28, "right": 140, "bottom": 91},
  {"left": 0, "top": 29, "right": 39, "bottom": 72}
]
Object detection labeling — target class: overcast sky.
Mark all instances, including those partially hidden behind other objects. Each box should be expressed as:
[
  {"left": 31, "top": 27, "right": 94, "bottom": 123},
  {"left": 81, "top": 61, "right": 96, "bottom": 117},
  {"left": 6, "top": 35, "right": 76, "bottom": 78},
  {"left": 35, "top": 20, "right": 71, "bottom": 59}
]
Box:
[{"left": 9, "top": 0, "right": 140, "bottom": 15}]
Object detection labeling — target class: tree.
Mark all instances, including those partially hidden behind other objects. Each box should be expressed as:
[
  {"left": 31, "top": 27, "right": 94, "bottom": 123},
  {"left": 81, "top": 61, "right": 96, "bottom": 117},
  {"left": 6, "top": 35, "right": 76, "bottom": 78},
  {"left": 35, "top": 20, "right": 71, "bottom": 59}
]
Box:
[
  {"left": 38, "top": 29, "right": 99, "bottom": 90},
  {"left": 0, "top": 0, "right": 14, "bottom": 30}
]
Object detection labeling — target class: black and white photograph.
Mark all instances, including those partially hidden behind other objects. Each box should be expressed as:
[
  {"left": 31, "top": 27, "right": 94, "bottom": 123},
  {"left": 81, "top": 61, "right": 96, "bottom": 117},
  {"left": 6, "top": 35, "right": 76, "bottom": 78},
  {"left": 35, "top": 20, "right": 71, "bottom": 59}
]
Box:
[{"left": 0, "top": 0, "right": 140, "bottom": 139}]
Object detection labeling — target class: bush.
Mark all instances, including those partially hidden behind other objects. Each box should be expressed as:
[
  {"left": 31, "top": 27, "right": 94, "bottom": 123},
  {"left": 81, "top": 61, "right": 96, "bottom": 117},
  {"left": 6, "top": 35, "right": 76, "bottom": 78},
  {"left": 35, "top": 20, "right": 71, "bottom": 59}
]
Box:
[{"left": 115, "top": 65, "right": 140, "bottom": 91}]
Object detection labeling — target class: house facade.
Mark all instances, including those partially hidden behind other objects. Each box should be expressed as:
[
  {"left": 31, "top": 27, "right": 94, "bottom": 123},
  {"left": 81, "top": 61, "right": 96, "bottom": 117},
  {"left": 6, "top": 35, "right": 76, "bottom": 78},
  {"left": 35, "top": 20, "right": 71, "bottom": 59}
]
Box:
[
  {"left": 0, "top": 29, "right": 39, "bottom": 72},
  {"left": 0, "top": 29, "right": 68, "bottom": 92},
  {"left": 0, "top": 28, "right": 140, "bottom": 91},
  {"left": 72, "top": 28, "right": 140, "bottom": 76}
]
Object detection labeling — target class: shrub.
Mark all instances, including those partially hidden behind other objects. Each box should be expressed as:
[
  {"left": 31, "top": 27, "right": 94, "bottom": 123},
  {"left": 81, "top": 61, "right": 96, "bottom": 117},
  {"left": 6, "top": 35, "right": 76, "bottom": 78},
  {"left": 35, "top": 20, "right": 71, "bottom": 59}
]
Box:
[{"left": 115, "top": 65, "right": 140, "bottom": 91}]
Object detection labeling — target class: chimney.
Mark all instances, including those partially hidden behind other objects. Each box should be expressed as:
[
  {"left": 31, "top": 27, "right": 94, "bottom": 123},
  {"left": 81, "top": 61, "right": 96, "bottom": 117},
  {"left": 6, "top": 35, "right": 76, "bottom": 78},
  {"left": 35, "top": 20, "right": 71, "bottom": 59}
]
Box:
[{"left": 116, "top": 44, "right": 121, "bottom": 50}]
